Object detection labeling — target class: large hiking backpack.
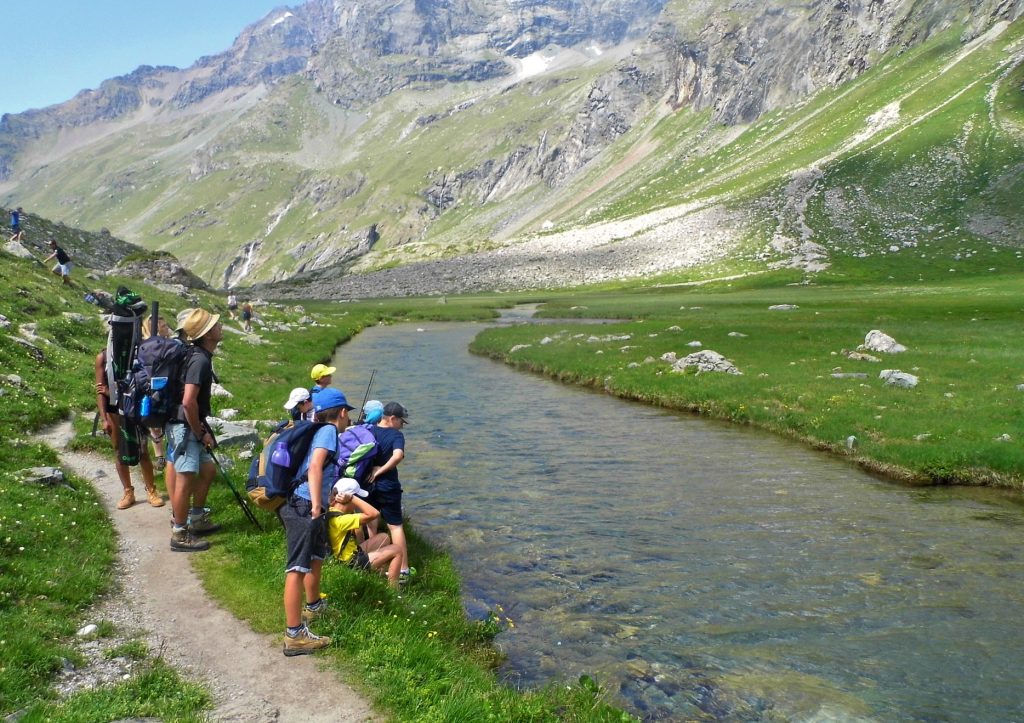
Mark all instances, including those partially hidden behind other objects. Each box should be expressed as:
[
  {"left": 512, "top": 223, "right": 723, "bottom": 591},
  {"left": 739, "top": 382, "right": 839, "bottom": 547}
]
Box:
[
  {"left": 246, "top": 421, "right": 336, "bottom": 511},
  {"left": 336, "top": 424, "right": 378, "bottom": 485},
  {"left": 103, "top": 287, "right": 147, "bottom": 466},
  {"left": 123, "top": 335, "right": 191, "bottom": 428}
]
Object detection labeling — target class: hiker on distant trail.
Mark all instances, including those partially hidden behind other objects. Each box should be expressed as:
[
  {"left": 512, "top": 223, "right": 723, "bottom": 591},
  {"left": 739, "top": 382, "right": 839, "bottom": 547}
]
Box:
[
  {"left": 9, "top": 207, "right": 24, "bottom": 242},
  {"left": 366, "top": 401, "right": 414, "bottom": 586},
  {"left": 227, "top": 292, "right": 238, "bottom": 320},
  {"left": 281, "top": 387, "right": 356, "bottom": 657},
  {"left": 327, "top": 478, "right": 402, "bottom": 588},
  {"left": 240, "top": 300, "right": 253, "bottom": 332},
  {"left": 95, "top": 348, "right": 164, "bottom": 510},
  {"left": 43, "top": 239, "right": 72, "bottom": 285},
  {"left": 166, "top": 308, "right": 223, "bottom": 552},
  {"left": 141, "top": 315, "right": 173, "bottom": 472},
  {"left": 284, "top": 387, "right": 313, "bottom": 423}
]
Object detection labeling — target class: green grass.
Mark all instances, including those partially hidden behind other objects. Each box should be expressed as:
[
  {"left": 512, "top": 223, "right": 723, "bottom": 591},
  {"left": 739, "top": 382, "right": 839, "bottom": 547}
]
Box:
[
  {"left": 0, "top": 254, "right": 212, "bottom": 718},
  {"left": 470, "top": 274, "right": 1024, "bottom": 488}
]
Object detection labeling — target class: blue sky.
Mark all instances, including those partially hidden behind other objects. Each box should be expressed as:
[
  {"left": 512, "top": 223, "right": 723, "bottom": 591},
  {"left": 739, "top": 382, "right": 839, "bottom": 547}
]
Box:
[{"left": 3, "top": 1, "right": 289, "bottom": 116}]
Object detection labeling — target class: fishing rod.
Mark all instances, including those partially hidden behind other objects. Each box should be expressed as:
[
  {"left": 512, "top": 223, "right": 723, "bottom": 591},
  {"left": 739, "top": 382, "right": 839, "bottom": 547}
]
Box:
[{"left": 356, "top": 369, "right": 377, "bottom": 424}]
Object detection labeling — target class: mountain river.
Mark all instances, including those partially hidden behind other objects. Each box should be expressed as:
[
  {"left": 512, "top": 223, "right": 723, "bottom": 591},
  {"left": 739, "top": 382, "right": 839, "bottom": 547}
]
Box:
[{"left": 331, "top": 315, "right": 1024, "bottom": 721}]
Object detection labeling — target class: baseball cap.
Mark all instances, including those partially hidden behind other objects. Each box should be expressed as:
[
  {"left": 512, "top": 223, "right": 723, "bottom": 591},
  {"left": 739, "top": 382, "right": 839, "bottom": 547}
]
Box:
[
  {"left": 310, "top": 363, "right": 336, "bottom": 381},
  {"left": 383, "top": 401, "right": 410, "bottom": 423},
  {"left": 362, "top": 399, "right": 384, "bottom": 424},
  {"left": 314, "top": 388, "right": 355, "bottom": 413},
  {"left": 333, "top": 478, "right": 369, "bottom": 498},
  {"left": 283, "top": 387, "right": 311, "bottom": 411}
]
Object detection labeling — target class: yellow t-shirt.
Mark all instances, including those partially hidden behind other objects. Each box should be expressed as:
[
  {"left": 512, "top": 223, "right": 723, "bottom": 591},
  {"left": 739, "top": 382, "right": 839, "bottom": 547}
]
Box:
[{"left": 327, "top": 511, "right": 361, "bottom": 562}]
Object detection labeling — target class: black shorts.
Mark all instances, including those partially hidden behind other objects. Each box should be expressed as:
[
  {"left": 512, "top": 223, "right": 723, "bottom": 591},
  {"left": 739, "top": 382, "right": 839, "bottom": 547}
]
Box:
[
  {"left": 348, "top": 548, "right": 371, "bottom": 570},
  {"left": 367, "top": 485, "right": 403, "bottom": 526},
  {"left": 280, "top": 496, "right": 328, "bottom": 573}
]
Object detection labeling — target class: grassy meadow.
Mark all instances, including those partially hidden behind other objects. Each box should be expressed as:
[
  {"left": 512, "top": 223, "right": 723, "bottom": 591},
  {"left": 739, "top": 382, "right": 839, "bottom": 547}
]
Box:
[
  {"left": 471, "top": 272, "right": 1024, "bottom": 488},
  {"left": 0, "top": 249, "right": 638, "bottom": 721}
]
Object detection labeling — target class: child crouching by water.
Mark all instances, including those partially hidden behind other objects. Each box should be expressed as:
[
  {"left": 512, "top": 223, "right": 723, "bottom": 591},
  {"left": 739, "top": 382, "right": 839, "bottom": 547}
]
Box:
[{"left": 327, "top": 478, "right": 403, "bottom": 588}]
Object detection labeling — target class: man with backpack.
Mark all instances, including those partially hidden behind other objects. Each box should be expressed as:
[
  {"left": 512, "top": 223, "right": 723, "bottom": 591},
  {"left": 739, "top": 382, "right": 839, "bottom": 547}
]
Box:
[
  {"left": 281, "top": 387, "right": 355, "bottom": 657},
  {"left": 166, "top": 308, "right": 223, "bottom": 552},
  {"left": 9, "top": 207, "right": 24, "bottom": 241}
]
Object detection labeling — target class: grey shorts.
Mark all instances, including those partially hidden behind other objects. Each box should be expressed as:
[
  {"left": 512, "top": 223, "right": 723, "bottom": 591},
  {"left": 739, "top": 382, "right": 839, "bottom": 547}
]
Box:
[
  {"left": 280, "top": 495, "right": 328, "bottom": 574},
  {"left": 165, "top": 423, "right": 213, "bottom": 475}
]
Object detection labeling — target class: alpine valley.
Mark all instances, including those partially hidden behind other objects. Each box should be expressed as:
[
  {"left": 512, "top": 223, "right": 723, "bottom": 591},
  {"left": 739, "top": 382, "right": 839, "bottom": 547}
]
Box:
[{"left": 1, "top": 0, "right": 1022, "bottom": 295}]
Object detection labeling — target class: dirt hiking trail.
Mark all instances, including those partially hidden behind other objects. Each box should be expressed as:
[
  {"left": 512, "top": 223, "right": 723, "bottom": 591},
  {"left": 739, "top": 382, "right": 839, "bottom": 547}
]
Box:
[{"left": 42, "top": 420, "right": 377, "bottom": 723}]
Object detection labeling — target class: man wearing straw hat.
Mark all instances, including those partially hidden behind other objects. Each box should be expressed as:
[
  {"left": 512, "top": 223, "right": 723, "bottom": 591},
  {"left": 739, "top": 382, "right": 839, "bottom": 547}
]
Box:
[{"left": 166, "top": 307, "right": 223, "bottom": 552}]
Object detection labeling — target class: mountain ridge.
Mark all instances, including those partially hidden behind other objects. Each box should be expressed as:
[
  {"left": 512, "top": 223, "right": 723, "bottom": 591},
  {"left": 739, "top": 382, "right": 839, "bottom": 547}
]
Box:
[{"left": 1, "top": 0, "right": 1021, "bottom": 293}]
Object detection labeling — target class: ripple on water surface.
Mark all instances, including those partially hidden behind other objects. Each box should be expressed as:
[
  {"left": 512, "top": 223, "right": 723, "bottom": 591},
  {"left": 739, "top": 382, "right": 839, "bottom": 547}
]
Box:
[{"left": 334, "top": 322, "right": 1024, "bottom": 721}]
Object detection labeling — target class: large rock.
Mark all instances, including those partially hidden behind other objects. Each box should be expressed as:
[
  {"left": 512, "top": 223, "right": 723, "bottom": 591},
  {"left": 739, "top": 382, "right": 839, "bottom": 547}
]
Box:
[
  {"left": 862, "top": 330, "right": 907, "bottom": 353},
  {"left": 672, "top": 350, "right": 742, "bottom": 375},
  {"left": 879, "top": 369, "right": 918, "bottom": 388},
  {"left": 207, "top": 419, "right": 260, "bottom": 448}
]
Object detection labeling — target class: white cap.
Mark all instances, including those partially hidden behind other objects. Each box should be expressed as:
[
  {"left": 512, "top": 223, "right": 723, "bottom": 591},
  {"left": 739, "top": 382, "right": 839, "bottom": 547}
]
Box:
[
  {"left": 333, "top": 478, "right": 368, "bottom": 498},
  {"left": 283, "top": 387, "right": 311, "bottom": 411}
]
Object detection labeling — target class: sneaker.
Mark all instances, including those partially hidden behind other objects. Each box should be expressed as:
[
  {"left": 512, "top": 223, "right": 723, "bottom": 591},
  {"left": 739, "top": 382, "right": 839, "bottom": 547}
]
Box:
[
  {"left": 116, "top": 488, "right": 136, "bottom": 510},
  {"left": 188, "top": 510, "right": 221, "bottom": 536},
  {"left": 145, "top": 486, "right": 165, "bottom": 507},
  {"left": 283, "top": 626, "right": 331, "bottom": 657},
  {"left": 170, "top": 527, "right": 210, "bottom": 552},
  {"left": 398, "top": 567, "right": 417, "bottom": 586},
  {"left": 301, "top": 600, "right": 328, "bottom": 625}
]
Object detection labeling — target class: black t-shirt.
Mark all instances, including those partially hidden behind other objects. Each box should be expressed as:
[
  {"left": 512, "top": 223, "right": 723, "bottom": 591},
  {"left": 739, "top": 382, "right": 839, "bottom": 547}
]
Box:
[
  {"left": 54, "top": 246, "right": 70, "bottom": 264},
  {"left": 182, "top": 346, "right": 214, "bottom": 419}
]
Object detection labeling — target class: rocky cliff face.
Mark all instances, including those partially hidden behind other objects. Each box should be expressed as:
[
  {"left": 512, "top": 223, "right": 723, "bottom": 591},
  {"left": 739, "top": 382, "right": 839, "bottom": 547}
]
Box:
[{"left": 1, "top": 0, "right": 1020, "bottom": 289}]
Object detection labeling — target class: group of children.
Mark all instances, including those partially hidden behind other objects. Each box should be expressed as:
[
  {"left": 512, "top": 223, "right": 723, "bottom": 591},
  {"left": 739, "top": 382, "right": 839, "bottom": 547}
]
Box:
[{"left": 281, "top": 364, "right": 413, "bottom": 656}]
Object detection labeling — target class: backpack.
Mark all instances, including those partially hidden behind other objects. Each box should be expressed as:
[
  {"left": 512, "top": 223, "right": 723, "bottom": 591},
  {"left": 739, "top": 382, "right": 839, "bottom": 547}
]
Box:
[
  {"left": 122, "top": 336, "right": 191, "bottom": 428},
  {"left": 335, "top": 424, "right": 378, "bottom": 485},
  {"left": 246, "top": 420, "right": 336, "bottom": 511}
]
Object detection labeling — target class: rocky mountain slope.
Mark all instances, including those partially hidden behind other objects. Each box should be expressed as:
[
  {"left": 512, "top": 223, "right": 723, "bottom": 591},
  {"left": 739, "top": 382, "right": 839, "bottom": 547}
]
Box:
[{"left": 1, "top": 0, "right": 1022, "bottom": 295}]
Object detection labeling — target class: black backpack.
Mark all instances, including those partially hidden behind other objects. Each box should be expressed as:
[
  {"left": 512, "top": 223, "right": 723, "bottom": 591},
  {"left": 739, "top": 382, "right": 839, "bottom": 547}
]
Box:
[{"left": 122, "top": 335, "right": 192, "bottom": 429}]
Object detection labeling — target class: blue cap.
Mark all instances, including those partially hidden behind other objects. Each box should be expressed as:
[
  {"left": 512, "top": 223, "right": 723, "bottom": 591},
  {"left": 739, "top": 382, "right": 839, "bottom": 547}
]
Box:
[
  {"left": 362, "top": 400, "right": 384, "bottom": 424},
  {"left": 313, "top": 388, "right": 355, "bottom": 413}
]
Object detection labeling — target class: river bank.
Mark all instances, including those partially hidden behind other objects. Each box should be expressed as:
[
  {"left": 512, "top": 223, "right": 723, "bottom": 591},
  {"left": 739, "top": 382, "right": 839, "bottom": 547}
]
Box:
[{"left": 469, "top": 277, "right": 1024, "bottom": 490}]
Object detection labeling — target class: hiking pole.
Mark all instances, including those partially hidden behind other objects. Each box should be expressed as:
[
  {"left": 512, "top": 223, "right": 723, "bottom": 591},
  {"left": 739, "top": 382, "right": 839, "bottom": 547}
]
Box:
[
  {"left": 208, "top": 450, "right": 264, "bottom": 532},
  {"left": 356, "top": 369, "right": 376, "bottom": 424},
  {"left": 91, "top": 411, "right": 100, "bottom": 437}
]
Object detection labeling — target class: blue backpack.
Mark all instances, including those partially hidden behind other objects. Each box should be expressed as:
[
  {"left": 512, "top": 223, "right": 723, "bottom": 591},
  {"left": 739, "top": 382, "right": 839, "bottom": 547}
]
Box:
[
  {"left": 247, "top": 421, "right": 336, "bottom": 511},
  {"left": 122, "top": 336, "right": 191, "bottom": 429},
  {"left": 335, "top": 424, "right": 378, "bottom": 485}
]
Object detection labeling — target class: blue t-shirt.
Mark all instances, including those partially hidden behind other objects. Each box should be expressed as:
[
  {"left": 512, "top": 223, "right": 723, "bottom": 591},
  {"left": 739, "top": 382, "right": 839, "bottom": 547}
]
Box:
[
  {"left": 370, "top": 425, "right": 405, "bottom": 491},
  {"left": 293, "top": 424, "right": 339, "bottom": 507}
]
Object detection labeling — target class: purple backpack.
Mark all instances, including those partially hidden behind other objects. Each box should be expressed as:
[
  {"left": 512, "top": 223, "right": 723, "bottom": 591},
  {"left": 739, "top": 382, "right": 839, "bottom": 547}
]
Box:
[{"left": 336, "top": 424, "right": 378, "bottom": 484}]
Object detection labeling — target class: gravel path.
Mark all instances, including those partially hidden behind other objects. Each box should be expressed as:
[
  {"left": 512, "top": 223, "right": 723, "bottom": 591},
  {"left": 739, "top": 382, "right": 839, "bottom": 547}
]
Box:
[{"left": 41, "top": 420, "right": 377, "bottom": 723}]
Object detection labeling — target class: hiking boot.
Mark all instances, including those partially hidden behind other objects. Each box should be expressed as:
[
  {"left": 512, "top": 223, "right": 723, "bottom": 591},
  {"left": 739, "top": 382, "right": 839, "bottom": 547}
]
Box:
[
  {"left": 145, "top": 486, "right": 165, "bottom": 507},
  {"left": 116, "top": 488, "right": 136, "bottom": 510},
  {"left": 301, "top": 600, "right": 328, "bottom": 625},
  {"left": 188, "top": 510, "right": 221, "bottom": 536},
  {"left": 170, "top": 527, "right": 210, "bottom": 552},
  {"left": 283, "top": 626, "right": 331, "bottom": 657}
]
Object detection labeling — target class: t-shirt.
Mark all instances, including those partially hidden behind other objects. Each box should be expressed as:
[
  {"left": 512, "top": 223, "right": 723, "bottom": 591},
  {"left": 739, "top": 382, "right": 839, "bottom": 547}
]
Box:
[
  {"left": 326, "top": 511, "right": 361, "bottom": 562},
  {"left": 54, "top": 246, "right": 70, "bottom": 264},
  {"left": 181, "top": 346, "right": 214, "bottom": 418},
  {"left": 370, "top": 425, "right": 405, "bottom": 490},
  {"left": 293, "top": 424, "right": 339, "bottom": 507}
]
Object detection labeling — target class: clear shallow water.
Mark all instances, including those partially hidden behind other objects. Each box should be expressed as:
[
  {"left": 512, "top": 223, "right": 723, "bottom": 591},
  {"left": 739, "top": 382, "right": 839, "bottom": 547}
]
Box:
[{"left": 333, "top": 321, "right": 1024, "bottom": 721}]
